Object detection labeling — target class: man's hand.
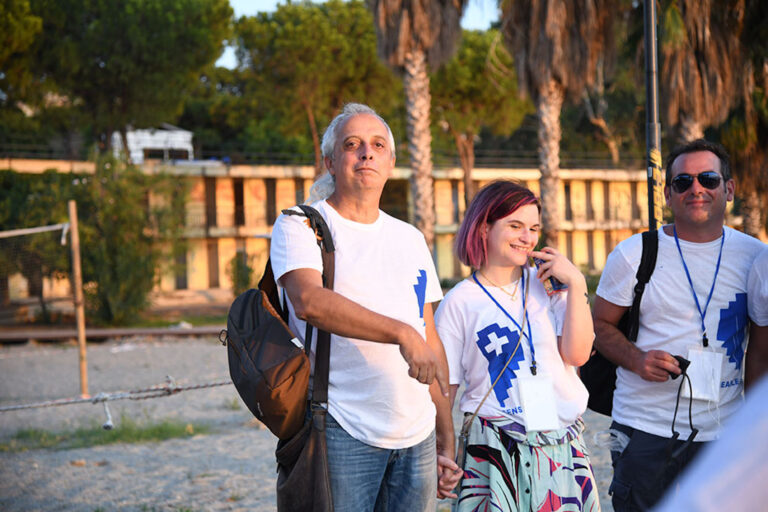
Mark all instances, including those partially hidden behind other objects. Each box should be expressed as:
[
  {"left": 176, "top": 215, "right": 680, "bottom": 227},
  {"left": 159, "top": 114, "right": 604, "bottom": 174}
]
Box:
[
  {"left": 398, "top": 327, "right": 449, "bottom": 395},
  {"left": 631, "top": 349, "right": 681, "bottom": 382},
  {"left": 437, "top": 454, "right": 462, "bottom": 499}
]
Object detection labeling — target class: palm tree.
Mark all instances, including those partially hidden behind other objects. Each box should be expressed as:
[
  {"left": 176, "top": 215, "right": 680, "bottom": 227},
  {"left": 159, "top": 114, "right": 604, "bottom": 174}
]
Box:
[
  {"left": 722, "top": 0, "right": 768, "bottom": 238},
  {"left": 368, "top": 0, "right": 467, "bottom": 250},
  {"left": 500, "top": 0, "right": 608, "bottom": 248},
  {"left": 658, "top": 0, "right": 745, "bottom": 143}
]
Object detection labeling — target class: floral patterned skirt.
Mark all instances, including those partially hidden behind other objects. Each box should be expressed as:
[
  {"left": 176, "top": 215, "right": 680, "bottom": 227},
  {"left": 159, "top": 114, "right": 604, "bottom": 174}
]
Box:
[{"left": 455, "top": 414, "right": 601, "bottom": 512}]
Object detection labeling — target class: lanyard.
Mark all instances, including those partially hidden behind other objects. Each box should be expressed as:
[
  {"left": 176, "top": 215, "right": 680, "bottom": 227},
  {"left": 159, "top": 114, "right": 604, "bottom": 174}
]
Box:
[
  {"left": 673, "top": 226, "right": 724, "bottom": 347},
  {"left": 472, "top": 270, "right": 537, "bottom": 375}
]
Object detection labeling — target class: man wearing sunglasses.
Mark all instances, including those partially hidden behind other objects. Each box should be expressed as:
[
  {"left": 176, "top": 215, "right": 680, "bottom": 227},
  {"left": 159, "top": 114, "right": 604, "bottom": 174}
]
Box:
[{"left": 592, "top": 139, "right": 766, "bottom": 511}]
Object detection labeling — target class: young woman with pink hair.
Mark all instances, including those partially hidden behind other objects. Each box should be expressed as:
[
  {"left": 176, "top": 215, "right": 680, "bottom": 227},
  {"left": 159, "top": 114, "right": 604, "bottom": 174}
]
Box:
[{"left": 435, "top": 180, "right": 600, "bottom": 511}]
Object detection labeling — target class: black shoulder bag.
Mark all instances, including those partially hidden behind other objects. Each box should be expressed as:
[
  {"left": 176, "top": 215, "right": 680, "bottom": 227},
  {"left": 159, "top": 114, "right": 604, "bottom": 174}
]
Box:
[{"left": 580, "top": 230, "right": 658, "bottom": 416}]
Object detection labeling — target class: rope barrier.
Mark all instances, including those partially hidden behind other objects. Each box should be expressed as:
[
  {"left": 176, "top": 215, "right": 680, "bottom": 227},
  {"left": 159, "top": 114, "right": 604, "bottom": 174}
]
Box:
[{"left": 0, "top": 375, "right": 232, "bottom": 412}]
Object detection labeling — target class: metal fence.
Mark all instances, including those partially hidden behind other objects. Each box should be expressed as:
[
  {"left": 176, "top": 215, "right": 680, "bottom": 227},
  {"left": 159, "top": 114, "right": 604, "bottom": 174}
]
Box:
[{"left": 1, "top": 141, "right": 643, "bottom": 170}]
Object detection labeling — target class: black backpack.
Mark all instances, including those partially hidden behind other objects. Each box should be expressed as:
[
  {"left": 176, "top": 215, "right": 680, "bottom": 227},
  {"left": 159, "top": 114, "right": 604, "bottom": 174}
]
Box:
[
  {"left": 580, "top": 230, "right": 658, "bottom": 416},
  {"left": 220, "top": 205, "right": 334, "bottom": 440}
]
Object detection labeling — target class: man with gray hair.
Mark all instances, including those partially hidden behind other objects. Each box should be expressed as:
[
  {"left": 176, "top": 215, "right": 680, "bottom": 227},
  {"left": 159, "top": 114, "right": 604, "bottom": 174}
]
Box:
[{"left": 270, "top": 103, "right": 460, "bottom": 510}]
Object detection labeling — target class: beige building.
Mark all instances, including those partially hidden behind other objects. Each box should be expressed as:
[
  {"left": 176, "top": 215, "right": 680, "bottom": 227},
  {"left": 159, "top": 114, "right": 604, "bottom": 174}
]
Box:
[
  {"left": 145, "top": 161, "right": 650, "bottom": 291},
  {"left": 4, "top": 158, "right": 652, "bottom": 298}
]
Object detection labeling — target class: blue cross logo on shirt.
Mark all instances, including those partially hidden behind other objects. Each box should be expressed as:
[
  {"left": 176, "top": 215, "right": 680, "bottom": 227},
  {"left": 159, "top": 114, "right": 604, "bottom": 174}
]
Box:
[
  {"left": 717, "top": 293, "right": 748, "bottom": 369},
  {"left": 475, "top": 323, "right": 525, "bottom": 407}
]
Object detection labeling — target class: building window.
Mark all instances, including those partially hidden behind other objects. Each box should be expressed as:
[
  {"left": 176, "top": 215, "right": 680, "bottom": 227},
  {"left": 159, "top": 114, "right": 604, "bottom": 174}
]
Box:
[
  {"left": 631, "top": 182, "right": 641, "bottom": 220},
  {"left": 144, "top": 148, "right": 165, "bottom": 160},
  {"left": 207, "top": 239, "right": 219, "bottom": 288},
  {"left": 205, "top": 177, "right": 217, "bottom": 228},
  {"left": 168, "top": 149, "right": 189, "bottom": 160},
  {"left": 451, "top": 180, "right": 460, "bottom": 224},
  {"left": 585, "top": 180, "right": 594, "bottom": 221},
  {"left": 565, "top": 231, "right": 574, "bottom": 262},
  {"left": 295, "top": 178, "right": 305, "bottom": 205},
  {"left": 603, "top": 181, "right": 611, "bottom": 220},
  {"left": 380, "top": 179, "right": 409, "bottom": 222},
  {"left": 142, "top": 148, "right": 188, "bottom": 161},
  {"left": 174, "top": 249, "right": 187, "bottom": 290},
  {"left": 587, "top": 231, "right": 595, "bottom": 271},
  {"left": 234, "top": 178, "right": 245, "bottom": 226},
  {"left": 266, "top": 178, "right": 277, "bottom": 225},
  {"left": 564, "top": 182, "right": 573, "bottom": 221}
]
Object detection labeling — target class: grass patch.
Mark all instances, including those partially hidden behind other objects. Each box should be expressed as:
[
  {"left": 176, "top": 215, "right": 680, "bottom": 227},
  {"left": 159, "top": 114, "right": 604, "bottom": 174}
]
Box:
[
  {"left": 223, "top": 396, "right": 241, "bottom": 411},
  {"left": 0, "top": 417, "right": 210, "bottom": 452}
]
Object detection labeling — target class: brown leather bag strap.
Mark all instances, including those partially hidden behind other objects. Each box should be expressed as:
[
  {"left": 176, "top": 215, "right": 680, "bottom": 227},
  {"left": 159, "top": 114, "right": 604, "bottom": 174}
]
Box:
[{"left": 284, "top": 205, "right": 335, "bottom": 405}]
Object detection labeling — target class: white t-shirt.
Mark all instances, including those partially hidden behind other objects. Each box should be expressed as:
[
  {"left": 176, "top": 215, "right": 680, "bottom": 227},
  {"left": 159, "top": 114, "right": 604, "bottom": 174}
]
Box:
[
  {"left": 597, "top": 226, "right": 765, "bottom": 441},
  {"left": 435, "top": 268, "right": 588, "bottom": 429},
  {"left": 270, "top": 200, "right": 443, "bottom": 449},
  {"left": 748, "top": 246, "right": 768, "bottom": 326}
]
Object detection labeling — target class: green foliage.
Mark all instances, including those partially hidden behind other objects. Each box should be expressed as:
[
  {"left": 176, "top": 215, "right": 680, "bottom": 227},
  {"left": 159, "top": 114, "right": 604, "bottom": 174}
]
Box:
[
  {"left": 226, "top": 253, "right": 254, "bottom": 297},
  {"left": 0, "top": 418, "right": 209, "bottom": 452},
  {"left": 431, "top": 30, "right": 533, "bottom": 146},
  {"left": 660, "top": 2, "right": 687, "bottom": 50},
  {"left": 1, "top": 160, "right": 187, "bottom": 326},
  {"left": 234, "top": 0, "right": 402, "bottom": 168},
  {"left": 176, "top": 67, "right": 251, "bottom": 156},
  {"left": 223, "top": 396, "right": 241, "bottom": 411},
  {"left": 0, "top": 0, "right": 42, "bottom": 99},
  {"left": 22, "top": 0, "right": 232, "bottom": 144},
  {"left": 73, "top": 156, "right": 188, "bottom": 325},
  {"left": 0, "top": 0, "right": 42, "bottom": 70},
  {"left": 0, "top": 169, "right": 75, "bottom": 314}
]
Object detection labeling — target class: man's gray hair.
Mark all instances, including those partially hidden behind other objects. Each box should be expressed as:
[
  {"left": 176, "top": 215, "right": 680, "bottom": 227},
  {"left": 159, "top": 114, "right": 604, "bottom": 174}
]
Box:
[
  {"left": 307, "top": 103, "right": 395, "bottom": 203},
  {"left": 320, "top": 103, "right": 396, "bottom": 159}
]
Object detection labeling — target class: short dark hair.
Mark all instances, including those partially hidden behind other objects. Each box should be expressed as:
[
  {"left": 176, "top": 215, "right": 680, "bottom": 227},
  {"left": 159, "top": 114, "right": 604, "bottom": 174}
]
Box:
[{"left": 666, "top": 139, "right": 731, "bottom": 183}]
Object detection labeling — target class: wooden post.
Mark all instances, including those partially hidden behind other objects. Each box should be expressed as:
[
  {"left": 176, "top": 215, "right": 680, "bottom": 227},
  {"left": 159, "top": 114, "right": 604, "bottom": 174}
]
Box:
[{"left": 68, "top": 200, "right": 89, "bottom": 398}]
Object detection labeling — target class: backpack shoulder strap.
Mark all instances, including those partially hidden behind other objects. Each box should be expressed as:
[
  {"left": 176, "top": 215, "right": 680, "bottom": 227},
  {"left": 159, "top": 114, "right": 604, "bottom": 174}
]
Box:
[
  {"left": 280, "top": 205, "right": 335, "bottom": 405},
  {"left": 625, "top": 229, "right": 659, "bottom": 341}
]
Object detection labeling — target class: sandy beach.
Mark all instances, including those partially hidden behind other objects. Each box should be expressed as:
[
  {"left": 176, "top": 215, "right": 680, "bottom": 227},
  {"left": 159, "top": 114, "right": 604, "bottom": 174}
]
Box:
[{"left": 0, "top": 337, "right": 614, "bottom": 511}]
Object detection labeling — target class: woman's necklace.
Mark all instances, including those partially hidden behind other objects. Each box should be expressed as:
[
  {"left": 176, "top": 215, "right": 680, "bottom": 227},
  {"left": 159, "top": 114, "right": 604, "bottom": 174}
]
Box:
[{"left": 477, "top": 269, "right": 520, "bottom": 301}]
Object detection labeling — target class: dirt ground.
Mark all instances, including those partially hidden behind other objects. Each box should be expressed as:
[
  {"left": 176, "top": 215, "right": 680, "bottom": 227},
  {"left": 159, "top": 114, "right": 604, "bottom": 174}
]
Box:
[{"left": 0, "top": 337, "right": 614, "bottom": 511}]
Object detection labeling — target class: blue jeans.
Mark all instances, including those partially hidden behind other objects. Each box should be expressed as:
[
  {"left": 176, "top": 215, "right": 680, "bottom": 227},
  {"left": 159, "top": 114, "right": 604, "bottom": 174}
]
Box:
[{"left": 325, "top": 413, "right": 437, "bottom": 512}]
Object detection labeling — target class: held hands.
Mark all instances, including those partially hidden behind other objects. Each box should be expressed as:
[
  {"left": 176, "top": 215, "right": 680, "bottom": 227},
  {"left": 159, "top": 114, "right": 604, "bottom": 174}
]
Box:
[
  {"left": 398, "top": 326, "right": 450, "bottom": 396},
  {"left": 529, "top": 247, "right": 587, "bottom": 290},
  {"left": 437, "top": 454, "right": 463, "bottom": 499},
  {"left": 631, "top": 349, "right": 682, "bottom": 381}
]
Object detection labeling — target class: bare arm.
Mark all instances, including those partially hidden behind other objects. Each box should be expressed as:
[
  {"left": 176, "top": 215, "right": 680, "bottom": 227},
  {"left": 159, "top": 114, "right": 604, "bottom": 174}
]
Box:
[
  {"left": 424, "top": 304, "right": 454, "bottom": 458},
  {"left": 745, "top": 323, "right": 768, "bottom": 391},
  {"left": 530, "top": 248, "right": 592, "bottom": 366},
  {"left": 593, "top": 296, "right": 680, "bottom": 381},
  {"left": 423, "top": 304, "right": 462, "bottom": 499},
  {"left": 280, "top": 267, "right": 449, "bottom": 393}
]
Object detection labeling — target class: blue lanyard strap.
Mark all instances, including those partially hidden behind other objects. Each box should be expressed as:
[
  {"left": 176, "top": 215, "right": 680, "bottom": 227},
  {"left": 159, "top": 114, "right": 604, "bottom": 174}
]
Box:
[
  {"left": 673, "top": 226, "right": 724, "bottom": 347},
  {"left": 472, "top": 271, "right": 537, "bottom": 375}
]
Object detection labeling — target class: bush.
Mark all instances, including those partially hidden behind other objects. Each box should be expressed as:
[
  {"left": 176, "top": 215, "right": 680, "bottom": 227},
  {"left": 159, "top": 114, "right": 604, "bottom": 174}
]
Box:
[
  {"left": 75, "top": 155, "right": 187, "bottom": 325},
  {"left": 227, "top": 252, "right": 255, "bottom": 296}
]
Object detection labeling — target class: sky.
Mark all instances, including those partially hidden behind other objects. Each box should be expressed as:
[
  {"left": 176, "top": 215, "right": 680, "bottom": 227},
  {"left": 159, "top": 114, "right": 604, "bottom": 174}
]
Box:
[{"left": 216, "top": 0, "right": 500, "bottom": 68}]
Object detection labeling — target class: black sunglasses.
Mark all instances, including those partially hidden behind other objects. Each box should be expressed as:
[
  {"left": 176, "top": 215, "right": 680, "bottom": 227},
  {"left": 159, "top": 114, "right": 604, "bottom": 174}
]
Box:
[{"left": 670, "top": 171, "right": 722, "bottom": 193}]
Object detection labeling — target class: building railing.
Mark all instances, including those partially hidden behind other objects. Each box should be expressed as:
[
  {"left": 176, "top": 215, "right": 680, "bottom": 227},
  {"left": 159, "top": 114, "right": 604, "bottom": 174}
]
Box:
[{"left": 1, "top": 142, "right": 643, "bottom": 170}]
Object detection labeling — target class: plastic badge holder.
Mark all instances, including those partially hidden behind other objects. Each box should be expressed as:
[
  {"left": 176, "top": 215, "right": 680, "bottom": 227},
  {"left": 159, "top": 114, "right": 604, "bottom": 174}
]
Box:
[{"left": 532, "top": 257, "right": 568, "bottom": 296}]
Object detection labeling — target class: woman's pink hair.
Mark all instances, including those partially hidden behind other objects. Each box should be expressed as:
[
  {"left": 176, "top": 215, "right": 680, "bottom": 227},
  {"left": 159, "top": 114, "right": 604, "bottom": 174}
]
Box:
[{"left": 455, "top": 180, "right": 539, "bottom": 269}]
